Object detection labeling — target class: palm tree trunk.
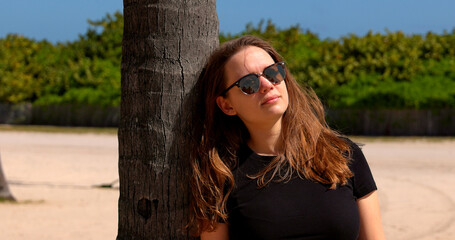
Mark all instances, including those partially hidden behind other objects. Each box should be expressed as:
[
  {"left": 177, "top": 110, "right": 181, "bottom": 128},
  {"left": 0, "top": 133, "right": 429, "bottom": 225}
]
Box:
[
  {"left": 118, "top": 0, "right": 218, "bottom": 239},
  {"left": 0, "top": 153, "right": 15, "bottom": 201}
]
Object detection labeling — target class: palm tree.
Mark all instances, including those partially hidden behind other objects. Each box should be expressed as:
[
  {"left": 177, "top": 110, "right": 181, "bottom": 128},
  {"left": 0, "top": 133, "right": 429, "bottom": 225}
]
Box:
[
  {"left": 117, "top": 0, "right": 218, "bottom": 239},
  {"left": 0, "top": 153, "right": 15, "bottom": 201}
]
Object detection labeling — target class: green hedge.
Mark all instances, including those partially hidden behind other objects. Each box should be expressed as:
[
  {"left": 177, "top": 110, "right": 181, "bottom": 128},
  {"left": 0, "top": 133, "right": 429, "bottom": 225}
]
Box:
[
  {"left": 0, "top": 12, "right": 122, "bottom": 107},
  {"left": 221, "top": 20, "right": 455, "bottom": 109},
  {"left": 1, "top": 14, "right": 454, "bottom": 109}
]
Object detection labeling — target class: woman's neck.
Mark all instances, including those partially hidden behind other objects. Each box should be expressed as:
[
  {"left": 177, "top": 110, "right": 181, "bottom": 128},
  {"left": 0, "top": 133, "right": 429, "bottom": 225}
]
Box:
[{"left": 246, "top": 118, "right": 283, "bottom": 156}]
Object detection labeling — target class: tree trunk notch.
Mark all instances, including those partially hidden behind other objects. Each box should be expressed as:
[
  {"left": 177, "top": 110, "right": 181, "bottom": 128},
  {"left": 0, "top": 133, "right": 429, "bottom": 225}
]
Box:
[{"left": 118, "top": 0, "right": 218, "bottom": 239}]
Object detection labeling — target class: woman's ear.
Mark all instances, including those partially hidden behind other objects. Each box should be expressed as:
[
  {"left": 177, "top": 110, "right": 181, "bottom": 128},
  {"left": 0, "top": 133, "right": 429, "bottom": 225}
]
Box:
[{"left": 216, "top": 96, "right": 237, "bottom": 116}]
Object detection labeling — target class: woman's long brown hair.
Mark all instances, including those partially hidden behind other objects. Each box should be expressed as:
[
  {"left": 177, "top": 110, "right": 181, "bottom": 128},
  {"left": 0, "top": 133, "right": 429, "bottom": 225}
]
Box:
[{"left": 188, "top": 35, "right": 353, "bottom": 235}]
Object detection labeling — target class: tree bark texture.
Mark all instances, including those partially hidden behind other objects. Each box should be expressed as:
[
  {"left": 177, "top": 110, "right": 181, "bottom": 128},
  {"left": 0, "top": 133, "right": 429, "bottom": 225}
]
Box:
[
  {"left": 118, "top": 0, "right": 218, "bottom": 239},
  {"left": 0, "top": 153, "right": 15, "bottom": 201}
]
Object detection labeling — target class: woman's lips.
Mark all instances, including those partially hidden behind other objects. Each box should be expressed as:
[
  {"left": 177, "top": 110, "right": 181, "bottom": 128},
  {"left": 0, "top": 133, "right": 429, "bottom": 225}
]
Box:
[{"left": 262, "top": 95, "right": 280, "bottom": 105}]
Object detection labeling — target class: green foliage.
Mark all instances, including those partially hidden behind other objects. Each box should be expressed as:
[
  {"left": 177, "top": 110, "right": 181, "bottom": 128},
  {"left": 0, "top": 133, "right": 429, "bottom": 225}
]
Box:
[
  {"left": 220, "top": 21, "right": 455, "bottom": 109},
  {"left": 1, "top": 14, "right": 454, "bottom": 109},
  {"left": 0, "top": 11, "right": 122, "bottom": 106}
]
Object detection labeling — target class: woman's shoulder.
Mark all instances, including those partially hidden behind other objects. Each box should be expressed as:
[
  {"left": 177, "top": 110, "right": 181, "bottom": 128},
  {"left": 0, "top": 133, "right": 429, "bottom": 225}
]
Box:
[
  {"left": 340, "top": 137, "right": 378, "bottom": 198},
  {"left": 339, "top": 136, "right": 365, "bottom": 163}
]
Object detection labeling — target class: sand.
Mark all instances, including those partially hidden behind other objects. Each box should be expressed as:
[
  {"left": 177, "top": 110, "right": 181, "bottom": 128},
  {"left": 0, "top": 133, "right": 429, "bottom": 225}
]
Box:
[{"left": 0, "top": 131, "right": 454, "bottom": 240}]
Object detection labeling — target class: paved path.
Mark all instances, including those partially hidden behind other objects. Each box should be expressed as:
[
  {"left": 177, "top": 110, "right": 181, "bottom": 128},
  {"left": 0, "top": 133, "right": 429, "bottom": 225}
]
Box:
[
  {"left": 360, "top": 139, "right": 455, "bottom": 240},
  {"left": 0, "top": 131, "right": 118, "bottom": 240},
  {"left": 0, "top": 131, "right": 454, "bottom": 239}
]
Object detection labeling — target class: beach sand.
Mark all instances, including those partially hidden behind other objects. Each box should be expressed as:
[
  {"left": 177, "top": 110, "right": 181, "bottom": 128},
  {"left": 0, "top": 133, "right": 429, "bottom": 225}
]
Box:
[{"left": 0, "top": 131, "right": 454, "bottom": 239}]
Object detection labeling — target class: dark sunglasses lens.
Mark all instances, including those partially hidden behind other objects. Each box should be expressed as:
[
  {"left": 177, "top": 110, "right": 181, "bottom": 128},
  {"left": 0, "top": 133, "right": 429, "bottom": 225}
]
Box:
[
  {"left": 238, "top": 75, "right": 260, "bottom": 94},
  {"left": 264, "top": 63, "right": 286, "bottom": 84}
]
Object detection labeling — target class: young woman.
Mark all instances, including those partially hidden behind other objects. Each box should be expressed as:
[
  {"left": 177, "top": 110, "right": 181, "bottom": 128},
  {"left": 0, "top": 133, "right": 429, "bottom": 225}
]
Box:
[{"left": 188, "top": 35, "right": 385, "bottom": 239}]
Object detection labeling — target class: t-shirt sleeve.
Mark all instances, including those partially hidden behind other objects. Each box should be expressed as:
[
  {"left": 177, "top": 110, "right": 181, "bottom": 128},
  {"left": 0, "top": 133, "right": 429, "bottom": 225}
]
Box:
[{"left": 348, "top": 140, "right": 377, "bottom": 199}]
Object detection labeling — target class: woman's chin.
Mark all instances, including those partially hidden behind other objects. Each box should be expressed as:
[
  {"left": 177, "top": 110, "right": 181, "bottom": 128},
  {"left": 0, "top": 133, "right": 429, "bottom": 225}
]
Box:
[{"left": 263, "top": 104, "right": 288, "bottom": 116}]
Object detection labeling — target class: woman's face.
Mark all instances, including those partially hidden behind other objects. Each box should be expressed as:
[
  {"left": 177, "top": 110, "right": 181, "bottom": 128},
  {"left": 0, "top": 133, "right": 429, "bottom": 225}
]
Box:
[{"left": 216, "top": 46, "right": 289, "bottom": 128}]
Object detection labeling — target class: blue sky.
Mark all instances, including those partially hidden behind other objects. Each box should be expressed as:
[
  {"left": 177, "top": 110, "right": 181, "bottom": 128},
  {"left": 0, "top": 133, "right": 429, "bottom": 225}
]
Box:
[{"left": 1, "top": 0, "right": 454, "bottom": 43}]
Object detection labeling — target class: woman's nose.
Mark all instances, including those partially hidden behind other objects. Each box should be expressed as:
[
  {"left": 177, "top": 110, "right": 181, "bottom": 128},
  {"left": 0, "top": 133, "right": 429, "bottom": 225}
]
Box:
[{"left": 259, "top": 75, "right": 274, "bottom": 94}]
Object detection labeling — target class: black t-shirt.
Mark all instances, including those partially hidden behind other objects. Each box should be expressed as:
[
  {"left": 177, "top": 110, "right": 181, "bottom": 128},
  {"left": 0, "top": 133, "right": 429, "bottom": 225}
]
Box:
[{"left": 226, "top": 140, "right": 377, "bottom": 240}]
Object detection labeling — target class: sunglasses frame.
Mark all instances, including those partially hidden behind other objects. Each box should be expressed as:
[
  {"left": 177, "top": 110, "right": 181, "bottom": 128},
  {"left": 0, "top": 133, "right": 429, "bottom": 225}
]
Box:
[{"left": 220, "top": 62, "right": 286, "bottom": 96}]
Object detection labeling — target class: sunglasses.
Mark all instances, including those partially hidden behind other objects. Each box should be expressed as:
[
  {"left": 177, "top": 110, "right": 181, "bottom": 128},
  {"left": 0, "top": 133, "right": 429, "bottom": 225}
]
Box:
[{"left": 220, "top": 62, "right": 286, "bottom": 96}]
